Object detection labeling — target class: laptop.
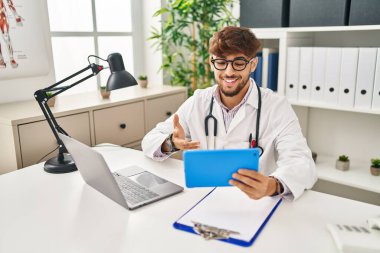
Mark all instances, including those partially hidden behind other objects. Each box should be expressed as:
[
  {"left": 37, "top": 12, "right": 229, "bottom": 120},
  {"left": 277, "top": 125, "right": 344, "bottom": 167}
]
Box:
[{"left": 58, "top": 133, "right": 184, "bottom": 210}]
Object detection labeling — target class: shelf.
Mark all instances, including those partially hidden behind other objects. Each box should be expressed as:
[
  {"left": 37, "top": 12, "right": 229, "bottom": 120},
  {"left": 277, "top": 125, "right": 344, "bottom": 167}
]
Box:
[
  {"left": 252, "top": 25, "right": 380, "bottom": 34},
  {"left": 316, "top": 155, "right": 380, "bottom": 193},
  {"left": 250, "top": 29, "right": 286, "bottom": 40},
  {"left": 290, "top": 101, "right": 380, "bottom": 115},
  {"left": 250, "top": 25, "right": 380, "bottom": 200},
  {"left": 252, "top": 25, "right": 380, "bottom": 41}
]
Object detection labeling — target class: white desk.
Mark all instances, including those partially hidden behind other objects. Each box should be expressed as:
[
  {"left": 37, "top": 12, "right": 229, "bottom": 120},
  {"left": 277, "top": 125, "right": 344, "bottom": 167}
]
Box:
[{"left": 0, "top": 147, "right": 379, "bottom": 253}]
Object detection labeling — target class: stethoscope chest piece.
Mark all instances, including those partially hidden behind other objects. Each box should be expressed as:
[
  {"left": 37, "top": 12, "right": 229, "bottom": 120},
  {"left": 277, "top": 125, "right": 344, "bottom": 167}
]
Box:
[
  {"left": 205, "top": 97, "right": 217, "bottom": 149},
  {"left": 204, "top": 84, "right": 264, "bottom": 156}
]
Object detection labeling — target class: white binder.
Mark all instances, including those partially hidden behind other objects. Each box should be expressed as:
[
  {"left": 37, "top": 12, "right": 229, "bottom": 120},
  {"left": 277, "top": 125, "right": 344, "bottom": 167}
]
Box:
[
  {"left": 310, "top": 47, "right": 327, "bottom": 104},
  {"left": 355, "top": 48, "right": 377, "bottom": 109},
  {"left": 372, "top": 48, "right": 380, "bottom": 110},
  {"left": 338, "top": 48, "right": 359, "bottom": 108},
  {"left": 285, "top": 47, "right": 300, "bottom": 102},
  {"left": 298, "top": 47, "right": 313, "bottom": 103},
  {"left": 324, "top": 48, "right": 342, "bottom": 105}
]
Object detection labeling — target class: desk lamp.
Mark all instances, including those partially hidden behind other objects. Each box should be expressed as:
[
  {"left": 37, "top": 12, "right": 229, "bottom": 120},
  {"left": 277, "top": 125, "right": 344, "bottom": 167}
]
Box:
[{"left": 34, "top": 53, "right": 137, "bottom": 174}]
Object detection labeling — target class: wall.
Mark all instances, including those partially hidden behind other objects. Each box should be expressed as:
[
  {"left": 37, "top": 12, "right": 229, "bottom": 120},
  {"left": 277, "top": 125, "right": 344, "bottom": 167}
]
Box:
[
  {"left": 142, "top": 0, "right": 163, "bottom": 87},
  {"left": 308, "top": 109, "right": 380, "bottom": 162}
]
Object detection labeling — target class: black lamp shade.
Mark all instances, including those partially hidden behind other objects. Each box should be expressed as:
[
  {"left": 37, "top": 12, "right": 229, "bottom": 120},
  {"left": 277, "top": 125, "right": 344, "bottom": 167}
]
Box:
[{"left": 106, "top": 53, "right": 137, "bottom": 91}]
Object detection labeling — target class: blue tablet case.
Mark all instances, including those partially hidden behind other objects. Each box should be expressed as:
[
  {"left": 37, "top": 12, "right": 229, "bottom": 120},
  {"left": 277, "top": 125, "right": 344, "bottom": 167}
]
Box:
[{"left": 183, "top": 149, "right": 260, "bottom": 188}]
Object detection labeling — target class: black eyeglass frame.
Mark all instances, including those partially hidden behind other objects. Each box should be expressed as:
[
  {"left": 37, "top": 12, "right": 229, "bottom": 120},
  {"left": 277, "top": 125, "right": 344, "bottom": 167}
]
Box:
[{"left": 210, "top": 56, "right": 256, "bottom": 71}]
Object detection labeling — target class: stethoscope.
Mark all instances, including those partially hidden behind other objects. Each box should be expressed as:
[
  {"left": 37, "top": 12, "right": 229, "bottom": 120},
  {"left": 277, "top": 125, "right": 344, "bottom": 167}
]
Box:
[{"left": 205, "top": 83, "right": 264, "bottom": 156}]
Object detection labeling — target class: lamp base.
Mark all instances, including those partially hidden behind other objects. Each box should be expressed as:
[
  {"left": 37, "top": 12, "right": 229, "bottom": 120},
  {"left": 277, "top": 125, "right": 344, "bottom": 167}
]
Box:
[{"left": 43, "top": 153, "right": 77, "bottom": 174}]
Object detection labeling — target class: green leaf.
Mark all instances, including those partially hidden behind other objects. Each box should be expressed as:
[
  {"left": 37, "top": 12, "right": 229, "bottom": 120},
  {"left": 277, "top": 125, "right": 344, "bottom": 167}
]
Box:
[{"left": 153, "top": 7, "right": 169, "bottom": 17}]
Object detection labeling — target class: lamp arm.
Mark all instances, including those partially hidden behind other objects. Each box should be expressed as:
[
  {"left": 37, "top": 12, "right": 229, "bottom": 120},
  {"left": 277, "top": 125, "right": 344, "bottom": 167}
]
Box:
[
  {"left": 36, "top": 98, "right": 68, "bottom": 161},
  {"left": 45, "top": 72, "right": 98, "bottom": 99},
  {"left": 41, "top": 64, "right": 103, "bottom": 99},
  {"left": 44, "top": 64, "right": 99, "bottom": 91},
  {"left": 33, "top": 63, "right": 104, "bottom": 162}
]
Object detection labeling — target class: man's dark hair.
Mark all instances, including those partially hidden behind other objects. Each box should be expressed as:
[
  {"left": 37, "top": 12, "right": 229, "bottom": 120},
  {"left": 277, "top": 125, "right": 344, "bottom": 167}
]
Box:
[{"left": 209, "top": 26, "right": 261, "bottom": 58}]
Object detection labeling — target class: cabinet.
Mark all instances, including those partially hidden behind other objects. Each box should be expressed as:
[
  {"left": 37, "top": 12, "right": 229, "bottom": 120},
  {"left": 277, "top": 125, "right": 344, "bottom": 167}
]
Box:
[
  {"left": 19, "top": 112, "right": 91, "bottom": 168},
  {"left": 0, "top": 85, "right": 187, "bottom": 174},
  {"left": 146, "top": 93, "right": 187, "bottom": 132},
  {"left": 252, "top": 25, "right": 380, "bottom": 204},
  {"left": 94, "top": 101, "right": 145, "bottom": 146}
]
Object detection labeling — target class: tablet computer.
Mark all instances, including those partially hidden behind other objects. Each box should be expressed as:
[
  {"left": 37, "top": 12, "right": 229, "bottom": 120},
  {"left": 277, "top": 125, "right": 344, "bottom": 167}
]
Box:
[{"left": 183, "top": 148, "right": 260, "bottom": 188}]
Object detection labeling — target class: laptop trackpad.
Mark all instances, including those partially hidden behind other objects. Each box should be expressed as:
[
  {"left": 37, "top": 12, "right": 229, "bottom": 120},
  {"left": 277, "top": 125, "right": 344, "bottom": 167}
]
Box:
[
  {"left": 117, "top": 165, "right": 145, "bottom": 177},
  {"left": 131, "top": 171, "right": 168, "bottom": 188},
  {"left": 117, "top": 166, "right": 178, "bottom": 195}
]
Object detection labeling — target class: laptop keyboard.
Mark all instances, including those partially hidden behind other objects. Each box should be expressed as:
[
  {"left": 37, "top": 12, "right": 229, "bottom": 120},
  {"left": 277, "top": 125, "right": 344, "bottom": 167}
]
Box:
[{"left": 113, "top": 173, "right": 159, "bottom": 205}]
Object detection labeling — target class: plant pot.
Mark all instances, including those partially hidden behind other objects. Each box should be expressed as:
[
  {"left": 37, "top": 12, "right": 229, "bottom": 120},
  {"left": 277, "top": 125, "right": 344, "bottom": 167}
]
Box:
[
  {"left": 370, "top": 166, "right": 380, "bottom": 176},
  {"left": 139, "top": 80, "right": 148, "bottom": 88},
  {"left": 335, "top": 160, "right": 349, "bottom": 171},
  {"left": 100, "top": 89, "right": 111, "bottom": 99},
  {"left": 47, "top": 97, "right": 56, "bottom": 107}
]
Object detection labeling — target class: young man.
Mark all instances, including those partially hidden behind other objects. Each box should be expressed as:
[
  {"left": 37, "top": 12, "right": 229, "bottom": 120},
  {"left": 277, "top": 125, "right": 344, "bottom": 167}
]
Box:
[{"left": 142, "top": 26, "right": 317, "bottom": 200}]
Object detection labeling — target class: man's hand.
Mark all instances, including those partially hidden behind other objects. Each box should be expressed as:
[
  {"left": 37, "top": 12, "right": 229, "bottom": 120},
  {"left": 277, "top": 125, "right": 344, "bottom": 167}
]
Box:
[
  {"left": 162, "top": 114, "right": 200, "bottom": 152},
  {"left": 229, "top": 169, "right": 277, "bottom": 200}
]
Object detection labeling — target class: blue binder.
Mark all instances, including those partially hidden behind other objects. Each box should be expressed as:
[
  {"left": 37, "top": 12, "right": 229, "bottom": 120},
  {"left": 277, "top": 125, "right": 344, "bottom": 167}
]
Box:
[
  {"left": 183, "top": 149, "right": 260, "bottom": 188},
  {"left": 267, "top": 52, "right": 279, "bottom": 91},
  {"left": 173, "top": 187, "right": 282, "bottom": 247},
  {"left": 251, "top": 52, "right": 262, "bottom": 86}
]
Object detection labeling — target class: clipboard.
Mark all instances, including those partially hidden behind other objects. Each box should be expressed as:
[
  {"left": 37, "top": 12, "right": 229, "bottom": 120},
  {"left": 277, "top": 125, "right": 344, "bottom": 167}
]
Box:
[
  {"left": 173, "top": 187, "right": 282, "bottom": 247},
  {"left": 183, "top": 149, "right": 260, "bottom": 188}
]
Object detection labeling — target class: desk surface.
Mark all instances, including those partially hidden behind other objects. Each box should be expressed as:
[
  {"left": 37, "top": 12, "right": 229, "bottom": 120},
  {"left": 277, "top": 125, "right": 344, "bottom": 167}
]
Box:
[{"left": 0, "top": 147, "right": 379, "bottom": 253}]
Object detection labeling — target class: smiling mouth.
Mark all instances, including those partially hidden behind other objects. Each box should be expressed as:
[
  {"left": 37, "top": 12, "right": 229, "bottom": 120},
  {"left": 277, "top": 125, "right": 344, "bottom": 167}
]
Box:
[{"left": 222, "top": 77, "right": 239, "bottom": 86}]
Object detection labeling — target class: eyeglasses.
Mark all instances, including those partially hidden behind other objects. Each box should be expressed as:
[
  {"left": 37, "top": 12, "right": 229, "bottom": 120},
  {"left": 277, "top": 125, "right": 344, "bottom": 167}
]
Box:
[{"left": 211, "top": 57, "right": 255, "bottom": 71}]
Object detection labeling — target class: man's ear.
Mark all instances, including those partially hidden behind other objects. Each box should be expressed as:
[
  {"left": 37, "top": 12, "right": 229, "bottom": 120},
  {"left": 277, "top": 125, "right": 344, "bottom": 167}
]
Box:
[{"left": 249, "top": 57, "right": 258, "bottom": 73}]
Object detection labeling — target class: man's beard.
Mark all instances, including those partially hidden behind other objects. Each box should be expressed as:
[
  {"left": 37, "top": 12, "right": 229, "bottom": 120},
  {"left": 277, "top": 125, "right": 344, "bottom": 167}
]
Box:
[{"left": 217, "top": 75, "right": 250, "bottom": 97}]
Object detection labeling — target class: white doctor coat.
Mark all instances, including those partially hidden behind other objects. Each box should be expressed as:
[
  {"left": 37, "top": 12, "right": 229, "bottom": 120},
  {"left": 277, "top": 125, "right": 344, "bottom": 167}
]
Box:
[{"left": 142, "top": 82, "right": 317, "bottom": 200}]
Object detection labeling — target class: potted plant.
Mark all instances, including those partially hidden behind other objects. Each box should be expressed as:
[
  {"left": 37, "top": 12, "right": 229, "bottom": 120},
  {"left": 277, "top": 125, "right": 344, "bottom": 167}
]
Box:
[
  {"left": 138, "top": 75, "right": 148, "bottom": 88},
  {"left": 46, "top": 92, "right": 56, "bottom": 107},
  {"left": 336, "top": 155, "right": 350, "bottom": 171},
  {"left": 100, "top": 86, "right": 110, "bottom": 99},
  {"left": 370, "top": 158, "right": 380, "bottom": 176},
  {"left": 150, "top": 0, "right": 238, "bottom": 94}
]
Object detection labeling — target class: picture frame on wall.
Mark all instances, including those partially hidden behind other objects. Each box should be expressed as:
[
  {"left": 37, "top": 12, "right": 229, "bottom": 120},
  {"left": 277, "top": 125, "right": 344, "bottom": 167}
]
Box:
[{"left": 0, "top": 0, "right": 50, "bottom": 80}]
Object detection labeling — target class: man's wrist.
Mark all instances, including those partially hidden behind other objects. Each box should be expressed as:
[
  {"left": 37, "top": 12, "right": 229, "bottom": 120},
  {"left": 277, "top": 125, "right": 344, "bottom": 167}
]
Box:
[
  {"left": 162, "top": 134, "right": 179, "bottom": 153},
  {"left": 267, "top": 177, "right": 277, "bottom": 196},
  {"left": 169, "top": 133, "right": 179, "bottom": 151},
  {"left": 161, "top": 141, "right": 170, "bottom": 153},
  {"left": 268, "top": 176, "right": 284, "bottom": 196}
]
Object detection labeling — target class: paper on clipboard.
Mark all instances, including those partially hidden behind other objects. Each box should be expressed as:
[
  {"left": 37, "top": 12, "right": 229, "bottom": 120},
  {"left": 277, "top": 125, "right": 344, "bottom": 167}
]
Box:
[{"left": 174, "top": 187, "right": 282, "bottom": 245}]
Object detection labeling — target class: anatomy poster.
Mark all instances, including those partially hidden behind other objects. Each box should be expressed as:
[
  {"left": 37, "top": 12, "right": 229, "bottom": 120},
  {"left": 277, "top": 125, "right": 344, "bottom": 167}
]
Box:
[{"left": 0, "top": 0, "right": 49, "bottom": 80}]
